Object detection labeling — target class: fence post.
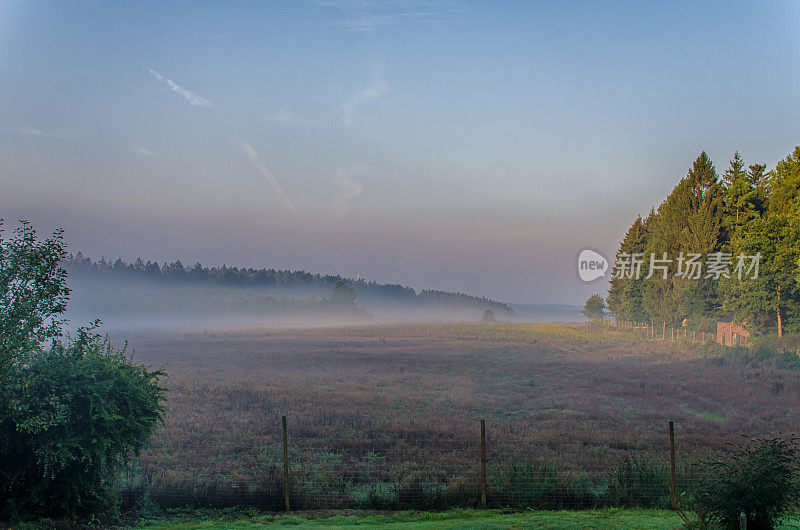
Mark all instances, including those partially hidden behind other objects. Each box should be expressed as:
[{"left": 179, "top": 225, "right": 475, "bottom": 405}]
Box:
[
  {"left": 480, "top": 419, "right": 487, "bottom": 507},
  {"left": 669, "top": 420, "right": 677, "bottom": 509},
  {"left": 663, "top": 322, "right": 666, "bottom": 340},
  {"left": 282, "top": 415, "right": 290, "bottom": 511}
]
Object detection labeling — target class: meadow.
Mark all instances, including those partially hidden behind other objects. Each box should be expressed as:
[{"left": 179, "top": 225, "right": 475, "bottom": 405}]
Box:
[{"left": 120, "top": 323, "right": 800, "bottom": 511}]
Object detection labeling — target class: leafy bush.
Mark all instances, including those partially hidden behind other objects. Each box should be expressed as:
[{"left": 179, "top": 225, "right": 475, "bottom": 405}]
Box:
[
  {"left": 0, "top": 220, "right": 167, "bottom": 520},
  {"left": 691, "top": 436, "right": 800, "bottom": 529}
]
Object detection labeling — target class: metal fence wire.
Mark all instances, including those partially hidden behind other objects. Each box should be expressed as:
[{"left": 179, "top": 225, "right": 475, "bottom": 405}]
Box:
[{"left": 121, "top": 417, "right": 704, "bottom": 511}]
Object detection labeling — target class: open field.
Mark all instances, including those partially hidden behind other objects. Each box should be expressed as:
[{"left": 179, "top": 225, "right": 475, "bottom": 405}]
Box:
[{"left": 121, "top": 323, "right": 800, "bottom": 510}]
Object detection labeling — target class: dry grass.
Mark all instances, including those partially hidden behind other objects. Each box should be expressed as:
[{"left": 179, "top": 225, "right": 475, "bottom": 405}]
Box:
[{"left": 119, "top": 322, "right": 800, "bottom": 509}]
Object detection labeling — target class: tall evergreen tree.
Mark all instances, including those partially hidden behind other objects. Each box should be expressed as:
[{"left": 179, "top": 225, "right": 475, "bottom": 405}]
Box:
[
  {"left": 608, "top": 214, "right": 650, "bottom": 321},
  {"left": 641, "top": 153, "right": 723, "bottom": 323}
]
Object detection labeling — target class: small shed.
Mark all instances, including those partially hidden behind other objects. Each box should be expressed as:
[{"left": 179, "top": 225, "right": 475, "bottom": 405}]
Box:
[{"left": 717, "top": 321, "right": 749, "bottom": 346}]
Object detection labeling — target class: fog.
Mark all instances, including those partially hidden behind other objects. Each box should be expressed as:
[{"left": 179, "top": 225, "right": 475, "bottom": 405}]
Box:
[{"left": 64, "top": 275, "right": 582, "bottom": 333}]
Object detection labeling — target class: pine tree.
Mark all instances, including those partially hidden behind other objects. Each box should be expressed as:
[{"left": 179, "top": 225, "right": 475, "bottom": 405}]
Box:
[{"left": 607, "top": 214, "right": 650, "bottom": 321}]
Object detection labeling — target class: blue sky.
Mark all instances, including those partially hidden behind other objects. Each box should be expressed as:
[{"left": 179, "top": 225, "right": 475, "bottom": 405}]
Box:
[{"left": 1, "top": 0, "right": 799, "bottom": 304}]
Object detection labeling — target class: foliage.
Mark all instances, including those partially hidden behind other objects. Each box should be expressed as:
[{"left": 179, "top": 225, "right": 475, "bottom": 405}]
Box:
[
  {"left": 0, "top": 220, "right": 70, "bottom": 366},
  {"left": 608, "top": 214, "right": 650, "bottom": 322},
  {"left": 609, "top": 146, "right": 800, "bottom": 337},
  {"left": 583, "top": 294, "right": 607, "bottom": 322},
  {"left": 481, "top": 309, "right": 495, "bottom": 323},
  {"left": 2, "top": 329, "right": 166, "bottom": 518},
  {"left": 0, "top": 220, "right": 167, "bottom": 520},
  {"left": 328, "top": 279, "right": 357, "bottom": 307},
  {"left": 691, "top": 436, "right": 800, "bottom": 529}
]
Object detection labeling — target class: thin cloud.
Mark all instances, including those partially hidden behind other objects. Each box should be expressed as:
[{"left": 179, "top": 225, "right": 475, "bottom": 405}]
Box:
[
  {"left": 136, "top": 148, "right": 156, "bottom": 157},
  {"left": 330, "top": 163, "right": 379, "bottom": 220},
  {"left": 342, "top": 76, "right": 387, "bottom": 127},
  {"left": 148, "top": 68, "right": 214, "bottom": 108},
  {"left": 3, "top": 126, "right": 88, "bottom": 143},
  {"left": 241, "top": 142, "right": 299, "bottom": 218}
]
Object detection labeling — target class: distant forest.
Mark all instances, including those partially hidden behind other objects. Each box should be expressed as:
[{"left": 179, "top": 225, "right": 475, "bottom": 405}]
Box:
[
  {"left": 609, "top": 145, "right": 800, "bottom": 336},
  {"left": 65, "top": 254, "right": 513, "bottom": 314}
]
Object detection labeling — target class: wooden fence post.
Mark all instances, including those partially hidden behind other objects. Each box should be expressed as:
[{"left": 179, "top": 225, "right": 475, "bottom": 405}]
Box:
[
  {"left": 669, "top": 421, "right": 678, "bottom": 509},
  {"left": 663, "top": 322, "right": 666, "bottom": 340},
  {"left": 480, "top": 419, "right": 487, "bottom": 507},
  {"left": 282, "top": 415, "right": 290, "bottom": 511}
]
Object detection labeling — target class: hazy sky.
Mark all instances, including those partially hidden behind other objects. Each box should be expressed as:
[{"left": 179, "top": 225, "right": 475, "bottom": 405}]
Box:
[{"left": 1, "top": 1, "right": 799, "bottom": 305}]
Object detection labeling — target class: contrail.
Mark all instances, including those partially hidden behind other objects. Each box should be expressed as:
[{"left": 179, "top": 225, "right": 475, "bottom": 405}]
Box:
[
  {"left": 148, "top": 68, "right": 214, "bottom": 108},
  {"left": 342, "top": 77, "right": 387, "bottom": 126},
  {"left": 241, "top": 142, "right": 299, "bottom": 218}
]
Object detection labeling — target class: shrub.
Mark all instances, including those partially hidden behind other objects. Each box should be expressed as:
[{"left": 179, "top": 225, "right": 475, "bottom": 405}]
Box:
[
  {"left": 691, "top": 436, "right": 800, "bottom": 530},
  {"left": 0, "top": 220, "right": 167, "bottom": 520},
  {"left": 2, "top": 328, "right": 166, "bottom": 518}
]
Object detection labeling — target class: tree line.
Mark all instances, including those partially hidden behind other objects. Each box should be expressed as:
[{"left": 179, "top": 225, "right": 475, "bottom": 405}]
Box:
[
  {"left": 608, "top": 146, "right": 800, "bottom": 336},
  {"left": 65, "top": 254, "right": 513, "bottom": 314}
]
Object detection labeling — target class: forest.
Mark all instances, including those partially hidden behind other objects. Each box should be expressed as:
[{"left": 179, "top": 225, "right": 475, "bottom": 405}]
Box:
[
  {"left": 608, "top": 145, "right": 800, "bottom": 336},
  {"left": 64, "top": 254, "right": 513, "bottom": 316}
]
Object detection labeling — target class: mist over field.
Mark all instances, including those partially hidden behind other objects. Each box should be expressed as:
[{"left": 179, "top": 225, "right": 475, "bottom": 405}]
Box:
[{"left": 64, "top": 272, "right": 581, "bottom": 332}]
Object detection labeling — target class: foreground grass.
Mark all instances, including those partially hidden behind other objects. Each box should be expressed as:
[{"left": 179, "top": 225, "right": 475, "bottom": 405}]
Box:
[{"left": 135, "top": 508, "right": 684, "bottom": 529}]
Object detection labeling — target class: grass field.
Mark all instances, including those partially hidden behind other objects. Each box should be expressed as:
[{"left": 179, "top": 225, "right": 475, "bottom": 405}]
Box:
[
  {"left": 135, "top": 508, "right": 685, "bottom": 529},
  {"left": 119, "top": 322, "right": 800, "bottom": 510},
  {"left": 134, "top": 507, "right": 800, "bottom": 529}
]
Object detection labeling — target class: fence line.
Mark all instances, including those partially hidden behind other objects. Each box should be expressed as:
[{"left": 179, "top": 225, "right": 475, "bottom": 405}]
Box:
[
  {"left": 122, "top": 418, "right": 700, "bottom": 511},
  {"left": 612, "top": 318, "right": 723, "bottom": 346}
]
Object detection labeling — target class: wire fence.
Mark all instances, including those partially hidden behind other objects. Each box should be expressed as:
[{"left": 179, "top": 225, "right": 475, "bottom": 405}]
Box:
[{"left": 121, "top": 417, "right": 706, "bottom": 511}]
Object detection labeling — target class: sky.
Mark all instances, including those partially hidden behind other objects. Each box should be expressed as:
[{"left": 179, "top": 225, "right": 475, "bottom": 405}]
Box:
[{"left": 1, "top": 0, "right": 799, "bottom": 305}]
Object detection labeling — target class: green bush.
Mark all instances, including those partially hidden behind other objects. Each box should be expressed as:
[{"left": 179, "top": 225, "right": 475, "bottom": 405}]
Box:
[
  {"left": 0, "top": 220, "right": 167, "bottom": 520},
  {"left": 692, "top": 436, "right": 800, "bottom": 530}
]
